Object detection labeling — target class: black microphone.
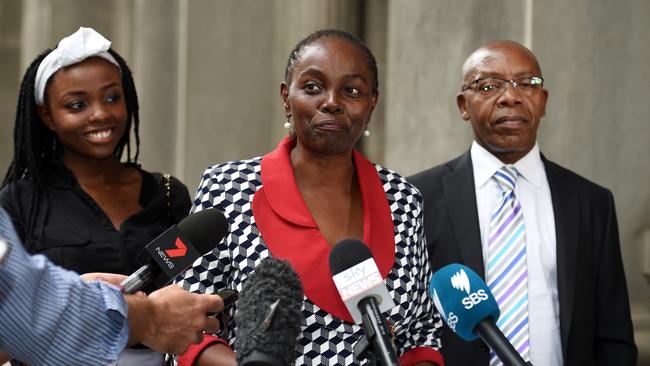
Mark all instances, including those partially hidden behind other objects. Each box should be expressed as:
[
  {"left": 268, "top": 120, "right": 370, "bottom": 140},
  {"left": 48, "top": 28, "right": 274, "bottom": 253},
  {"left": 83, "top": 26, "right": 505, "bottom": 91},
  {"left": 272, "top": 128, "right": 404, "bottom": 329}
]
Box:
[
  {"left": 429, "top": 263, "right": 532, "bottom": 366},
  {"left": 235, "top": 257, "right": 304, "bottom": 366},
  {"left": 121, "top": 208, "right": 228, "bottom": 294},
  {"left": 329, "top": 239, "right": 399, "bottom": 366}
]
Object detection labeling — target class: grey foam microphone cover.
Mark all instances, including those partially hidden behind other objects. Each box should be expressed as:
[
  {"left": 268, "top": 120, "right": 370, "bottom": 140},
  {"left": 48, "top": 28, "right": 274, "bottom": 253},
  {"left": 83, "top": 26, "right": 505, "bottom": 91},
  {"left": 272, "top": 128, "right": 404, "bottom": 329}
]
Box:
[{"left": 235, "top": 257, "right": 304, "bottom": 366}]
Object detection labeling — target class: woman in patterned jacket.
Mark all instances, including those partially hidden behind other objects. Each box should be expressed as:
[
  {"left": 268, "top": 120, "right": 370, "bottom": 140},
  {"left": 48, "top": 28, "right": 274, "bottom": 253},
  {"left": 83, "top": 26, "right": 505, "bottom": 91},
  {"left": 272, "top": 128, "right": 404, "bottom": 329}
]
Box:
[{"left": 176, "top": 29, "right": 443, "bottom": 366}]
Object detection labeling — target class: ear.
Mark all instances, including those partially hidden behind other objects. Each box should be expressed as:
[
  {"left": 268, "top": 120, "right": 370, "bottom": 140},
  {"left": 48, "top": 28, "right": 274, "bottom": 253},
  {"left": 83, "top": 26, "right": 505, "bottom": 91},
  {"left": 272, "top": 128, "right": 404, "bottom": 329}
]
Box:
[
  {"left": 456, "top": 92, "right": 470, "bottom": 121},
  {"left": 540, "top": 88, "right": 549, "bottom": 118},
  {"left": 280, "top": 82, "right": 291, "bottom": 119},
  {"left": 365, "top": 92, "right": 379, "bottom": 129},
  {"left": 37, "top": 105, "right": 56, "bottom": 130}
]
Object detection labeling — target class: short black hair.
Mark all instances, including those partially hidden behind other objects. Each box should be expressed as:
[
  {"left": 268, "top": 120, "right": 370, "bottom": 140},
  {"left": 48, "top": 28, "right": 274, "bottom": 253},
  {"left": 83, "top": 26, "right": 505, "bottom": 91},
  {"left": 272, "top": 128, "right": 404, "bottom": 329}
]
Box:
[{"left": 284, "top": 29, "right": 379, "bottom": 95}]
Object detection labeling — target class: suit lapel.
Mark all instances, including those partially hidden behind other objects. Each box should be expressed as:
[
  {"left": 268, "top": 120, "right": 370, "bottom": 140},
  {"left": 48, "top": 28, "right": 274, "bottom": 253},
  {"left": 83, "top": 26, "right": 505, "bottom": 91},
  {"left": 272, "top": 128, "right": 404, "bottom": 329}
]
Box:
[
  {"left": 442, "top": 153, "right": 485, "bottom": 278},
  {"left": 544, "top": 157, "right": 579, "bottom": 356}
]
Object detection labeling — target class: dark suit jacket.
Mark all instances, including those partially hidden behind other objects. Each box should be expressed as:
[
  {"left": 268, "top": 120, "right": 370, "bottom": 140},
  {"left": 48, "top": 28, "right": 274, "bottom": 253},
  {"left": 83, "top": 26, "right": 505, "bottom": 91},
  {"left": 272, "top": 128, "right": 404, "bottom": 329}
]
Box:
[{"left": 408, "top": 151, "right": 637, "bottom": 366}]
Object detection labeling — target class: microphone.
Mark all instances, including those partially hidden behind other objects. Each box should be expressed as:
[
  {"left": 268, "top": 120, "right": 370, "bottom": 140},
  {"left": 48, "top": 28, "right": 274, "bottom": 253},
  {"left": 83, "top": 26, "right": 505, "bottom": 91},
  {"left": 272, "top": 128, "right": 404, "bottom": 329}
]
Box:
[
  {"left": 121, "top": 208, "right": 228, "bottom": 294},
  {"left": 234, "top": 257, "right": 304, "bottom": 366},
  {"left": 429, "top": 263, "right": 531, "bottom": 366},
  {"left": 329, "top": 239, "right": 399, "bottom": 366}
]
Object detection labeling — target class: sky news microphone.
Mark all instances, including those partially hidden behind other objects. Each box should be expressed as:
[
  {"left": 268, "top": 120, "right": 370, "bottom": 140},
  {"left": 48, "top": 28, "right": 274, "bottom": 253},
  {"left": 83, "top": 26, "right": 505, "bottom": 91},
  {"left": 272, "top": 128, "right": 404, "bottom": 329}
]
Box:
[
  {"left": 429, "top": 263, "right": 532, "bottom": 366},
  {"left": 121, "top": 208, "right": 228, "bottom": 294},
  {"left": 235, "top": 257, "right": 304, "bottom": 366},
  {"left": 329, "top": 238, "right": 399, "bottom": 366}
]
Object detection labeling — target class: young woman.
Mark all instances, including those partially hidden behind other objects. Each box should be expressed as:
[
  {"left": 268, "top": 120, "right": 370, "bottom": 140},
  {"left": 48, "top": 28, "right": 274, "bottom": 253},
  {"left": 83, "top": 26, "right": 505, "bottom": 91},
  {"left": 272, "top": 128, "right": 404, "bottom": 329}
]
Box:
[
  {"left": 0, "top": 27, "right": 191, "bottom": 366},
  {"left": 175, "top": 29, "right": 443, "bottom": 366}
]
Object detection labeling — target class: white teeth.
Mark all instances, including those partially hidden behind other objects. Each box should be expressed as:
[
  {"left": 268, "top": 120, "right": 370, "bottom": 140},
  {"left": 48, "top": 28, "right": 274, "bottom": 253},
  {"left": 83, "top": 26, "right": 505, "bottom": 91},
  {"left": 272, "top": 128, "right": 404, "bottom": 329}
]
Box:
[{"left": 87, "top": 129, "right": 112, "bottom": 139}]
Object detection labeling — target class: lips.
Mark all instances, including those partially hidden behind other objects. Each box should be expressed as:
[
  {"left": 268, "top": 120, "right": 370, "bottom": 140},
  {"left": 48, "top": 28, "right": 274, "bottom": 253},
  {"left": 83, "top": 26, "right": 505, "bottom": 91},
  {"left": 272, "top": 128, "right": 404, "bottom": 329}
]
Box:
[
  {"left": 314, "top": 120, "right": 347, "bottom": 131},
  {"left": 494, "top": 115, "right": 528, "bottom": 127}
]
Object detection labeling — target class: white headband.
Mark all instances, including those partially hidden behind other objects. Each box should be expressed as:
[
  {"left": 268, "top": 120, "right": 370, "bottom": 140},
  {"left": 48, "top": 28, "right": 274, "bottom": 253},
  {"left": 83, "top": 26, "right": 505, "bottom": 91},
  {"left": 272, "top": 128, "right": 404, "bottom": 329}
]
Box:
[{"left": 34, "top": 27, "right": 120, "bottom": 106}]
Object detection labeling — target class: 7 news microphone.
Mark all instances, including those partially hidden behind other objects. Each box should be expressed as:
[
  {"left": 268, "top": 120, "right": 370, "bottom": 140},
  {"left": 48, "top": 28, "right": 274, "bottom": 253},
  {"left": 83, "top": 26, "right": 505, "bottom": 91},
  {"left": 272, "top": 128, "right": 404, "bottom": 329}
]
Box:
[
  {"left": 429, "top": 263, "right": 532, "bottom": 366},
  {"left": 329, "top": 239, "right": 399, "bottom": 366},
  {"left": 121, "top": 208, "right": 228, "bottom": 294}
]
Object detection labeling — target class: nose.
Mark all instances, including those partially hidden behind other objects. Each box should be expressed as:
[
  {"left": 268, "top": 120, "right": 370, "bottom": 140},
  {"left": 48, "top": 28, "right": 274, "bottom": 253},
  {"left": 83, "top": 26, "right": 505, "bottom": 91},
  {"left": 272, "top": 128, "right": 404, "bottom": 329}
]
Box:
[
  {"left": 496, "top": 81, "right": 522, "bottom": 107},
  {"left": 88, "top": 103, "right": 111, "bottom": 124},
  {"left": 320, "top": 90, "right": 342, "bottom": 114}
]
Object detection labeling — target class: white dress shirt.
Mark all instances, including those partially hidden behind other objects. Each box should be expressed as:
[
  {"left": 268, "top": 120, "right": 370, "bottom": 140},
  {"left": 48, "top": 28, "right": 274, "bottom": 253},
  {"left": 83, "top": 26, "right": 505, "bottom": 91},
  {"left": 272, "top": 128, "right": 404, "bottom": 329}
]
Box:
[{"left": 471, "top": 141, "right": 563, "bottom": 366}]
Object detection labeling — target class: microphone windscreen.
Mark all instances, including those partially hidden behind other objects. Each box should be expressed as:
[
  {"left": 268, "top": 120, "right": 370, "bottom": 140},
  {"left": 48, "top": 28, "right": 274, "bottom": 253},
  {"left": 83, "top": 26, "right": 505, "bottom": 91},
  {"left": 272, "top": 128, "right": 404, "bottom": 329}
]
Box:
[
  {"left": 178, "top": 208, "right": 229, "bottom": 254},
  {"left": 329, "top": 238, "right": 372, "bottom": 275},
  {"left": 429, "top": 263, "right": 500, "bottom": 341},
  {"left": 235, "top": 257, "right": 304, "bottom": 366}
]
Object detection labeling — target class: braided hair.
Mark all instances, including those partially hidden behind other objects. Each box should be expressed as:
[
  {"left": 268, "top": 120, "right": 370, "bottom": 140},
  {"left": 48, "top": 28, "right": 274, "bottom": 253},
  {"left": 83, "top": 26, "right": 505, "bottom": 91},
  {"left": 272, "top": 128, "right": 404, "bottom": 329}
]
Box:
[
  {"left": 284, "top": 29, "right": 379, "bottom": 95},
  {"left": 1, "top": 48, "right": 141, "bottom": 245}
]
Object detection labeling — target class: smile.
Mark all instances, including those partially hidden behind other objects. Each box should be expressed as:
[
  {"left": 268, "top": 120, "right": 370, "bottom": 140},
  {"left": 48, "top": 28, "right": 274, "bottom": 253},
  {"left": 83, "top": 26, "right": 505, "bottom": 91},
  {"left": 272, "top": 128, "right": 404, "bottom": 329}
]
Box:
[{"left": 84, "top": 127, "right": 114, "bottom": 142}]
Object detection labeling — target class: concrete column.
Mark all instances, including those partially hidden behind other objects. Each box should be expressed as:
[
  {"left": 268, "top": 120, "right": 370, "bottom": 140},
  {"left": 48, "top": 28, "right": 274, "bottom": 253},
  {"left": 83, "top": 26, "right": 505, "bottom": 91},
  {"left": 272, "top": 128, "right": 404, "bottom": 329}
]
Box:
[
  {"left": 360, "top": 0, "right": 388, "bottom": 165},
  {"left": 130, "top": 0, "right": 180, "bottom": 175},
  {"left": 0, "top": 0, "right": 22, "bottom": 173}
]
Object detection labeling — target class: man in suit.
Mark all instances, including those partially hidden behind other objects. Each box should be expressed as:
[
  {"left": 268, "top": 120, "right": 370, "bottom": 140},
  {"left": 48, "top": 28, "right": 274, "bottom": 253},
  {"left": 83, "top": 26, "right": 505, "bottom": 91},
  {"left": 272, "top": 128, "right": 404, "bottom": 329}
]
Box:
[{"left": 409, "top": 41, "right": 636, "bottom": 366}]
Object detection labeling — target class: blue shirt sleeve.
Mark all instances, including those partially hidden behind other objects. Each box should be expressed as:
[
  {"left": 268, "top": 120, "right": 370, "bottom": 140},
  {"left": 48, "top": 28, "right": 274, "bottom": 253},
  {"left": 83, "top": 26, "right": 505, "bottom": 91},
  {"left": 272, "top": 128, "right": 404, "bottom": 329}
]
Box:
[{"left": 0, "top": 208, "right": 129, "bottom": 365}]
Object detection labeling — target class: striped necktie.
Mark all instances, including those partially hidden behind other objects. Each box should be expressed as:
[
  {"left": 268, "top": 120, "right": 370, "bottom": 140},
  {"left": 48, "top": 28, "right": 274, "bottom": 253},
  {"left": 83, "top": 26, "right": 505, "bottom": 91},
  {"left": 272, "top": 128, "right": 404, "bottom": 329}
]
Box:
[{"left": 486, "top": 166, "right": 530, "bottom": 365}]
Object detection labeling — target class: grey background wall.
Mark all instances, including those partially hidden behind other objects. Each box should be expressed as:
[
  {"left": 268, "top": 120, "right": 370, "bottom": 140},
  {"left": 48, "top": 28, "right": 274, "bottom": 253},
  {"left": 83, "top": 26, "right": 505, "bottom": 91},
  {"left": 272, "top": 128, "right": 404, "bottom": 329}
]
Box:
[{"left": 0, "top": 0, "right": 648, "bottom": 363}]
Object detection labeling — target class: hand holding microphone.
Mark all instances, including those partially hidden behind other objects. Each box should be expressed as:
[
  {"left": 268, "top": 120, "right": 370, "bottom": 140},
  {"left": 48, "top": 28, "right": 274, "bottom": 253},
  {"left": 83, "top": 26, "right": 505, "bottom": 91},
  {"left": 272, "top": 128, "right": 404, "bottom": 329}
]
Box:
[
  {"left": 128, "top": 284, "right": 224, "bottom": 355},
  {"left": 429, "top": 263, "right": 532, "bottom": 366},
  {"left": 117, "top": 208, "right": 231, "bottom": 354},
  {"left": 121, "top": 208, "right": 229, "bottom": 294}
]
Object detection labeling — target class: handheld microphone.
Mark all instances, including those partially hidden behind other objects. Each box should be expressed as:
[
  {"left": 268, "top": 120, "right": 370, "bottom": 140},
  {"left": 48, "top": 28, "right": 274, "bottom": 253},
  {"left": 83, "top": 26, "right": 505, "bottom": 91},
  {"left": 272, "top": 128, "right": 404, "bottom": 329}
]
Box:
[
  {"left": 235, "top": 257, "right": 304, "bottom": 366},
  {"left": 329, "top": 239, "right": 399, "bottom": 366},
  {"left": 121, "top": 208, "right": 228, "bottom": 294},
  {"left": 429, "top": 263, "right": 531, "bottom": 366}
]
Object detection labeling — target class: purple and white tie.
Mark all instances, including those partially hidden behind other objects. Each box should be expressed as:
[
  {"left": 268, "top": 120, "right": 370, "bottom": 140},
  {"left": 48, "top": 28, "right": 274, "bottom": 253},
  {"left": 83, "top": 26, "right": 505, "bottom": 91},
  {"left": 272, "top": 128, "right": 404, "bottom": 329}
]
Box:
[{"left": 486, "top": 166, "right": 530, "bottom": 365}]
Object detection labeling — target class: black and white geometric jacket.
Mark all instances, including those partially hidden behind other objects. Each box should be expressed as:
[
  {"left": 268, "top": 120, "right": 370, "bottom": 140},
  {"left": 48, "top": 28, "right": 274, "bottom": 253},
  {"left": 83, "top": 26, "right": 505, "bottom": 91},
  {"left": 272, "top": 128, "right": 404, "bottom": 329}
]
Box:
[{"left": 176, "top": 140, "right": 443, "bottom": 366}]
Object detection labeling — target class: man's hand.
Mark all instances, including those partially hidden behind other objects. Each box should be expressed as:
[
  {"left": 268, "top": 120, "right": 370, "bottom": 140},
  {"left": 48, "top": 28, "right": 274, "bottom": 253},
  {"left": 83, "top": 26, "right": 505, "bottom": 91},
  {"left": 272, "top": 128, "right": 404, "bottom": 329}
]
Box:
[{"left": 126, "top": 285, "right": 223, "bottom": 354}]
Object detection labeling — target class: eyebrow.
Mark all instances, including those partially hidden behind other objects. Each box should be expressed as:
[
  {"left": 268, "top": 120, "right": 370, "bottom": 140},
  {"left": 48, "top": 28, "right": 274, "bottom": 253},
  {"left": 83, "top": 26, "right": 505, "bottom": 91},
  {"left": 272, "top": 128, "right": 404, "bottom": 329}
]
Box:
[
  {"left": 297, "top": 67, "right": 369, "bottom": 84},
  {"left": 59, "top": 82, "right": 121, "bottom": 98},
  {"left": 472, "top": 71, "right": 538, "bottom": 80}
]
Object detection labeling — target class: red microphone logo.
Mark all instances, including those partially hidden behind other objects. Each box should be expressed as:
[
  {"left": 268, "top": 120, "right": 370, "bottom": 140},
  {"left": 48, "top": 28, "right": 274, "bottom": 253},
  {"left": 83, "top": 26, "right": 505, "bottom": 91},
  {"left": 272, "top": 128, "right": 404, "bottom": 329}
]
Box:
[{"left": 165, "top": 237, "right": 187, "bottom": 258}]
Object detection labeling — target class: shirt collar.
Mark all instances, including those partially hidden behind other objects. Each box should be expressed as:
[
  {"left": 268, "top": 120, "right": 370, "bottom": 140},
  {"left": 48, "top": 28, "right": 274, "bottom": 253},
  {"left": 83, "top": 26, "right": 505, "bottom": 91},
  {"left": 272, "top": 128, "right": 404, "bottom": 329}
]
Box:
[{"left": 471, "top": 140, "right": 544, "bottom": 189}]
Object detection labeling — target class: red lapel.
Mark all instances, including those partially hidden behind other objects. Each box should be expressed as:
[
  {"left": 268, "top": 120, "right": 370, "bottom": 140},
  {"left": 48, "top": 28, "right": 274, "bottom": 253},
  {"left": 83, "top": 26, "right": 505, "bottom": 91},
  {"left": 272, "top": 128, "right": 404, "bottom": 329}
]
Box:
[{"left": 252, "top": 137, "right": 395, "bottom": 323}]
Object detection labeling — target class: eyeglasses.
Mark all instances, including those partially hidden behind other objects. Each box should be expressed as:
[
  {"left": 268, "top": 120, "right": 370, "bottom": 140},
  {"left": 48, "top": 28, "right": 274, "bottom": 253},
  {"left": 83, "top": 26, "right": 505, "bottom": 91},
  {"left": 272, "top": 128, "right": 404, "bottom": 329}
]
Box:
[{"left": 462, "top": 76, "right": 544, "bottom": 97}]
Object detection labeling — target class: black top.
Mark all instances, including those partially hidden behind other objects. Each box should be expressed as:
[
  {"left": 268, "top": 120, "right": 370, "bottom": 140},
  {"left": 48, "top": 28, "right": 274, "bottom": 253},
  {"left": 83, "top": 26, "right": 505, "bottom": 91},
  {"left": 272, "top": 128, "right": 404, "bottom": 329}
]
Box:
[{"left": 0, "top": 162, "right": 191, "bottom": 275}]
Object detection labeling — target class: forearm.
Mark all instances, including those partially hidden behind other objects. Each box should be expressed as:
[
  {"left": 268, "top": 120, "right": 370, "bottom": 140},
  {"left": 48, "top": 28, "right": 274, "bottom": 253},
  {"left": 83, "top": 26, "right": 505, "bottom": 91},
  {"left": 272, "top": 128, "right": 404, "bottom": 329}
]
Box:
[{"left": 0, "top": 218, "right": 129, "bottom": 365}]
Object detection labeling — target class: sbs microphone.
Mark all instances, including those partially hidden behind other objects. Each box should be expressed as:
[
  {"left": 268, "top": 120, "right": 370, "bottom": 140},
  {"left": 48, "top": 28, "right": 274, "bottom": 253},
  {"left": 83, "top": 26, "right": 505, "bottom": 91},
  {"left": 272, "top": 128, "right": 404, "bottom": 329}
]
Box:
[
  {"left": 329, "top": 239, "right": 399, "bottom": 366},
  {"left": 429, "top": 263, "right": 531, "bottom": 366},
  {"left": 121, "top": 208, "right": 228, "bottom": 294},
  {"left": 235, "top": 257, "right": 304, "bottom": 366}
]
